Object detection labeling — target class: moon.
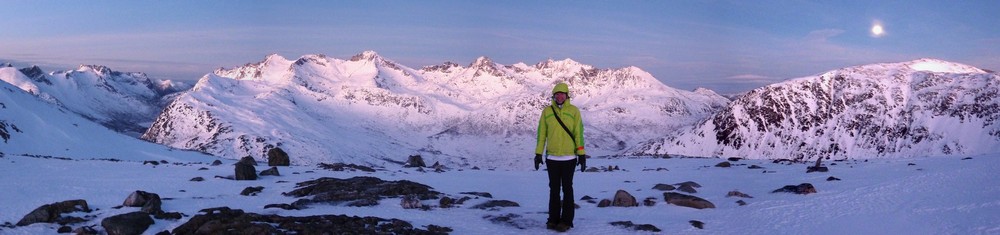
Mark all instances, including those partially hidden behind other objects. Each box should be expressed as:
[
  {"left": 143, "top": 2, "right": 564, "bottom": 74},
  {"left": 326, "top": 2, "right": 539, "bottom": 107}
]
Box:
[{"left": 871, "top": 22, "right": 885, "bottom": 37}]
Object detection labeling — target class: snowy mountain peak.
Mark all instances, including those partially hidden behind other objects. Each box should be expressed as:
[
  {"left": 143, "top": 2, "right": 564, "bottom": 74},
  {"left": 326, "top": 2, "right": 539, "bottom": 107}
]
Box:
[
  {"left": 535, "top": 58, "right": 589, "bottom": 71},
  {"left": 904, "top": 58, "right": 985, "bottom": 74},
  {"left": 469, "top": 56, "right": 495, "bottom": 68},
  {"left": 420, "top": 62, "right": 461, "bottom": 72},
  {"left": 18, "top": 66, "right": 48, "bottom": 84},
  {"left": 350, "top": 50, "right": 382, "bottom": 62},
  {"left": 1, "top": 62, "right": 11, "bottom": 67}
]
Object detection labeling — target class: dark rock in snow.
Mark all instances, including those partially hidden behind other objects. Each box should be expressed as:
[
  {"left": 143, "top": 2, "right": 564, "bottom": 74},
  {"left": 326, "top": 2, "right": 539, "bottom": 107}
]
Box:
[
  {"left": 675, "top": 181, "right": 702, "bottom": 188},
  {"left": 318, "top": 162, "right": 376, "bottom": 172},
  {"left": 238, "top": 156, "right": 257, "bottom": 166},
  {"left": 652, "top": 184, "right": 676, "bottom": 191},
  {"left": 267, "top": 147, "right": 290, "bottom": 166},
  {"left": 456, "top": 196, "right": 473, "bottom": 205},
  {"left": 123, "top": 191, "right": 163, "bottom": 214},
  {"left": 483, "top": 213, "right": 534, "bottom": 230},
  {"left": 806, "top": 166, "right": 829, "bottom": 173},
  {"left": 234, "top": 160, "right": 257, "bottom": 181},
  {"left": 460, "top": 192, "right": 493, "bottom": 198},
  {"left": 597, "top": 199, "right": 611, "bottom": 208},
  {"left": 827, "top": 176, "right": 842, "bottom": 181},
  {"left": 727, "top": 157, "right": 742, "bottom": 161},
  {"left": 439, "top": 197, "right": 455, "bottom": 208},
  {"left": 190, "top": 177, "right": 204, "bottom": 182},
  {"left": 610, "top": 221, "right": 662, "bottom": 232},
  {"left": 726, "top": 191, "right": 753, "bottom": 198},
  {"left": 611, "top": 190, "right": 638, "bottom": 207},
  {"left": 737, "top": 200, "right": 747, "bottom": 206},
  {"left": 748, "top": 165, "right": 764, "bottom": 169},
  {"left": 57, "top": 225, "right": 72, "bottom": 233},
  {"left": 772, "top": 183, "right": 817, "bottom": 195},
  {"left": 172, "top": 207, "right": 449, "bottom": 235},
  {"left": 472, "top": 200, "right": 520, "bottom": 210},
  {"left": 405, "top": 155, "right": 426, "bottom": 168},
  {"left": 643, "top": 197, "right": 657, "bottom": 206},
  {"left": 962, "top": 157, "right": 973, "bottom": 160},
  {"left": 663, "top": 192, "right": 716, "bottom": 209},
  {"left": 715, "top": 161, "right": 732, "bottom": 167},
  {"left": 16, "top": 199, "right": 91, "bottom": 226},
  {"left": 142, "top": 160, "right": 159, "bottom": 166},
  {"left": 580, "top": 195, "right": 596, "bottom": 200},
  {"left": 284, "top": 176, "right": 440, "bottom": 207},
  {"left": 101, "top": 212, "right": 153, "bottom": 235},
  {"left": 264, "top": 203, "right": 301, "bottom": 210},
  {"left": 690, "top": 220, "right": 705, "bottom": 229},
  {"left": 260, "top": 166, "right": 280, "bottom": 176},
  {"left": 240, "top": 186, "right": 264, "bottom": 196},
  {"left": 72, "top": 226, "right": 98, "bottom": 235},
  {"left": 400, "top": 195, "right": 423, "bottom": 209},
  {"left": 211, "top": 160, "right": 223, "bottom": 166},
  {"left": 677, "top": 184, "right": 698, "bottom": 194}
]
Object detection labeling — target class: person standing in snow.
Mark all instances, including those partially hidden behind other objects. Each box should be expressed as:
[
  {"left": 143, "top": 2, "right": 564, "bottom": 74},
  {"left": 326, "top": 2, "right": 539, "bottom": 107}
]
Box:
[{"left": 534, "top": 82, "right": 587, "bottom": 232}]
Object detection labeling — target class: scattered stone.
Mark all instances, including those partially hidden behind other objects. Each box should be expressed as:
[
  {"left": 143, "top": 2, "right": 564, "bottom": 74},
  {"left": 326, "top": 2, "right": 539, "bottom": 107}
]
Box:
[
  {"left": 677, "top": 184, "right": 698, "bottom": 194},
  {"left": 663, "top": 192, "right": 716, "bottom": 209},
  {"left": 736, "top": 200, "right": 747, "bottom": 206},
  {"left": 580, "top": 195, "right": 596, "bottom": 200},
  {"left": 16, "top": 199, "right": 91, "bottom": 226},
  {"left": 143, "top": 160, "right": 159, "bottom": 166},
  {"left": 439, "top": 197, "right": 455, "bottom": 208},
  {"left": 260, "top": 166, "right": 280, "bottom": 176},
  {"left": 264, "top": 203, "right": 300, "bottom": 210},
  {"left": 763, "top": 170, "right": 777, "bottom": 173},
  {"left": 611, "top": 190, "right": 638, "bottom": 207},
  {"left": 726, "top": 191, "right": 753, "bottom": 198},
  {"left": 123, "top": 191, "right": 163, "bottom": 214},
  {"left": 585, "top": 167, "right": 600, "bottom": 172},
  {"left": 675, "top": 181, "right": 702, "bottom": 188},
  {"left": 715, "top": 161, "right": 732, "bottom": 167},
  {"left": 483, "top": 213, "right": 536, "bottom": 230},
  {"left": 153, "top": 212, "right": 183, "bottom": 220},
  {"left": 652, "top": 184, "right": 676, "bottom": 191},
  {"left": 460, "top": 192, "right": 493, "bottom": 198},
  {"left": 197, "top": 167, "right": 208, "bottom": 171},
  {"left": 240, "top": 186, "right": 264, "bottom": 196},
  {"left": 238, "top": 156, "right": 257, "bottom": 166},
  {"left": 155, "top": 231, "right": 170, "bottom": 235},
  {"left": 172, "top": 207, "right": 448, "bottom": 235},
  {"left": 234, "top": 159, "right": 258, "bottom": 181},
  {"left": 456, "top": 196, "right": 473, "bottom": 205},
  {"left": 101, "top": 212, "right": 153, "bottom": 235},
  {"left": 642, "top": 167, "right": 669, "bottom": 171},
  {"left": 57, "top": 225, "right": 72, "bottom": 233},
  {"left": 907, "top": 163, "right": 917, "bottom": 166},
  {"left": 643, "top": 197, "right": 657, "bottom": 207},
  {"left": 211, "top": 160, "right": 223, "bottom": 166},
  {"left": 610, "top": 221, "right": 661, "bottom": 232},
  {"left": 689, "top": 220, "right": 705, "bottom": 229},
  {"left": 962, "top": 157, "right": 973, "bottom": 160},
  {"left": 772, "top": 183, "right": 817, "bottom": 195},
  {"left": 405, "top": 155, "right": 426, "bottom": 168},
  {"left": 597, "top": 199, "right": 611, "bottom": 208},
  {"left": 401, "top": 195, "right": 423, "bottom": 209},
  {"left": 727, "top": 157, "right": 742, "bottom": 161},
  {"left": 807, "top": 157, "right": 829, "bottom": 173},
  {"left": 267, "top": 147, "right": 290, "bottom": 166},
  {"left": 471, "top": 200, "right": 520, "bottom": 210},
  {"left": 748, "top": 165, "right": 764, "bottom": 169},
  {"left": 284, "top": 176, "right": 440, "bottom": 207},
  {"left": 190, "top": 177, "right": 204, "bottom": 182},
  {"left": 827, "top": 176, "right": 842, "bottom": 181},
  {"left": 214, "top": 175, "right": 235, "bottom": 180},
  {"left": 73, "top": 226, "right": 98, "bottom": 235},
  {"left": 318, "top": 162, "right": 376, "bottom": 172}
]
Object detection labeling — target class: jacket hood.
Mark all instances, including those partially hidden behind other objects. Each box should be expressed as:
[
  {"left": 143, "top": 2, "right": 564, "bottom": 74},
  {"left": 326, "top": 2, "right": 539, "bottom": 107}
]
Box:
[{"left": 551, "top": 82, "right": 572, "bottom": 106}]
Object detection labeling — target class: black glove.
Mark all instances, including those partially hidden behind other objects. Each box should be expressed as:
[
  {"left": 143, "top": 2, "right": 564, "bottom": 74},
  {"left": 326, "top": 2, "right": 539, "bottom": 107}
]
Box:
[
  {"left": 534, "top": 154, "right": 544, "bottom": 170},
  {"left": 578, "top": 155, "right": 587, "bottom": 172}
]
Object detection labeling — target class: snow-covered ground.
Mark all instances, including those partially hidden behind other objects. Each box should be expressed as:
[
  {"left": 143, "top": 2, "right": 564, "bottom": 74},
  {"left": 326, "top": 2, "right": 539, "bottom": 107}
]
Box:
[{"left": 2, "top": 154, "right": 997, "bottom": 234}]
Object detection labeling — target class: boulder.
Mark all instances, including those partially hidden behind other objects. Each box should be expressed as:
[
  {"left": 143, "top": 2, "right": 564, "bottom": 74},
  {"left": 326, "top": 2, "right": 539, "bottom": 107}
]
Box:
[
  {"left": 643, "top": 197, "right": 657, "bottom": 207},
  {"left": 827, "top": 176, "right": 842, "bottom": 181},
  {"left": 677, "top": 184, "right": 698, "bottom": 194},
  {"left": 267, "top": 147, "right": 290, "bottom": 166},
  {"left": 715, "top": 161, "right": 731, "bottom": 167},
  {"left": 123, "top": 191, "right": 163, "bottom": 214},
  {"left": 16, "top": 199, "right": 91, "bottom": 226},
  {"left": 318, "top": 163, "right": 376, "bottom": 172},
  {"left": 172, "top": 207, "right": 449, "bottom": 234},
  {"left": 611, "top": 190, "right": 638, "bottom": 207},
  {"left": 240, "top": 186, "right": 264, "bottom": 196},
  {"left": 772, "top": 183, "right": 817, "bottom": 195},
  {"left": 238, "top": 156, "right": 257, "bottom": 166},
  {"left": 401, "top": 195, "right": 423, "bottom": 209},
  {"left": 726, "top": 191, "right": 753, "bottom": 198},
  {"left": 675, "top": 181, "right": 702, "bottom": 188},
  {"left": 284, "top": 176, "right": 440, "bottom": 207},
  {"left": 73, "top": 226, "right": 98, "bottom": 235},
  {"left": 190, "top": 177, "right": 204, "bottom": 182},
  {"left": 405, "top": 155, "right": 426, "bottom": 168},
  {"left": 260, "top": 166, "right": 280, "bottom": 176},
  {"left": 610, "top": 221, "right": 661, "bottom": 232},
  {"left": 211, "top": 160, "right": 223, "bottom": 166},
  {"left": 652, "top": 184, "right": 676, "bottom": 191},
  {"left": 101, "top": 212, "right": 153, "bottom": 235},
  {"left": 471, "top": 200, "right": 520, "bottom": 210},
  {"left": 459, "top": 192, "right": 493, "bottom": 198},
  {"left": 597, "top": 199, "right": 611, "bottom": 208},
  {"left": 439, "top": 197, "right": 455, "bottom": 209},
  {"left": 663, "top": 192, "right": 715, "bottom": 209},
  {"left": 689, "top": 220, "right": 705, "bottom": 229},
  {"left": 235, "top": 160, "right": 257, "bottom": 181}
]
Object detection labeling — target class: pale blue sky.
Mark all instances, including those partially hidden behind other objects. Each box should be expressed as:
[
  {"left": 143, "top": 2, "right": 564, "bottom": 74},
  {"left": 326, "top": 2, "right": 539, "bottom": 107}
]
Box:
[{"left": 2, "top": 1, "right": 997, "bottom": 94}]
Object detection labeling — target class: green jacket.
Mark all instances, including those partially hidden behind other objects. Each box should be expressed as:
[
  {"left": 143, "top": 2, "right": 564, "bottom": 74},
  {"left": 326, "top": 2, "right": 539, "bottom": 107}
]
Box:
[{"left": 536, "top": 88, "right": 586, "bottom": 156}]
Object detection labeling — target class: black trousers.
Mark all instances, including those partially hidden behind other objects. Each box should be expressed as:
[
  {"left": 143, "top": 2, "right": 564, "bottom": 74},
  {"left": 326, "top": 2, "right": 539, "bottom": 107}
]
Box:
[{"left": 546, "top": 158, "right": 577, "bottom": 226}]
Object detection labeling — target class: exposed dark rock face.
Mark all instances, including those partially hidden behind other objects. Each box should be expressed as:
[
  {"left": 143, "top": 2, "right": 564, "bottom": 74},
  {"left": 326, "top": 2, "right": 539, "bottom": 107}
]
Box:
[
  {"left": 610, "top": 221, "right": 662, "bottom": 232},
  {"left": 211, "top": 160, "right": 223, "bottom": 166},
  {"left": 123, "top": 191, "right": 163, "bottom": 214},
  {"left": 597, "top": 199, "right": 611, "bottom": 208},
  {"left": 190, "top": 177, "right": 204, "bottom": 182},
  {"left": 663, "top": 192, "right": 716, "bottom": 209},
  {"left": 726, "top": 191, "right": 753, "bottom": 198},
  {"left": 264, "top": 203, "right": 301, "bottom": 210},
  {"left": 101, "top": 212, "right": 153, "bottom": 235},
  {"left": 471, "top": 200, "right": 520, "bottom": 210},
  {"left": 772, "top": 183, "right": 818, "bottom": 194},
  {"left": 690, "top": 220, "right": 705, "bottom": 229},
  {"left": 16, "top": 199, "right": 91, "bottom": 226},
  {"left": 715, "top": 161, "right": 732, "bottom": 167},
  {"left": 677, "top": 184, "right": 698, "bottom": 194},
  {"left": 439, "top": 197, "right": 455, "bottom": 208},
  {"left": 172, "top": 207, "right": 451, "bottom": 235},
  {"left": 267, "top": 147, "right": 290, "bottom": 166},
  {"left": 643, "top": 197, "right": 657, "bottom": 206},
  {"left": 400, "top": 195, "right": 424, "bottom": 209},
  {"left": 318, "top": 162, "right": 376, "bottom": 172},
  {"left": 284, "top": 177, "right": 440, "bottom": 207},
  {"left": 483, "top": 213, "right": 535, "bottom": 230},
  {"left": 611, "top": 190, "right": 638, "bottom": 207},
  {"left": 827, "top": 176, "right": 842, "bottom": 181},
  {"left": 460, "top": 192, "right": 493, "bottom": 198}
]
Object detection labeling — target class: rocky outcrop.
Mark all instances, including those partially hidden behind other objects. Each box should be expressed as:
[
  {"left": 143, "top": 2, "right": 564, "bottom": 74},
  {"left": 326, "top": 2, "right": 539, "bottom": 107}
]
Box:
[
  {"left": 171, "top": 207, "right": 451, "bottom": 235},
  {"left": 772, "top": 183, "right": 817, "bottom": 194},
  {"left": 16, "top": 199, "right": 91, "bottom": 226},
  {"left": 101, "top": 212, "right": 153, "bottom": 235},
  {"left": 284, "top": 177, "right": 440, "bottom": 207},
  {"left": 267, "top": 147, "right": 290, "bottom": 166},
  {"left": 611, "top": 190, "right": 638, "bottom": 207},
  {"left": 663, "top": 192, "right": 716, "bottom": 209}
]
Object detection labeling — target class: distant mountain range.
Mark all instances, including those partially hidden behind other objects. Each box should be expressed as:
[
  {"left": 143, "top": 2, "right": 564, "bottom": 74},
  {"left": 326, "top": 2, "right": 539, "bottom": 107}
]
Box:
[{"left": 3, "top": 55, "right": 997, "bottom": 167}]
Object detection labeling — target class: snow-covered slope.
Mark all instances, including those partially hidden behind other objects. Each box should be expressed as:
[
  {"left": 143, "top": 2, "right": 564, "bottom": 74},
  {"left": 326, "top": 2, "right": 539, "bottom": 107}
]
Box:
[
  {"left": 0, "top": 64, "right": 191, "bottom": 137},
  {"left": 142, "top": 51, "right": 729, "bottom": 167},
  {"left": 630, "top": 59, "right": 1000, "bottom": 160},
  {"left": 0, "top": 67, "right": 214, "bottom": 162}
]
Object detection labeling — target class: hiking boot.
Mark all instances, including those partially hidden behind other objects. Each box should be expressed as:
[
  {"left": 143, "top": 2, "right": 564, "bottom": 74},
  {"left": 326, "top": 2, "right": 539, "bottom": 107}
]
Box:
[{"left": 554, "top": 223, "right": 571, "bottom": 232}]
